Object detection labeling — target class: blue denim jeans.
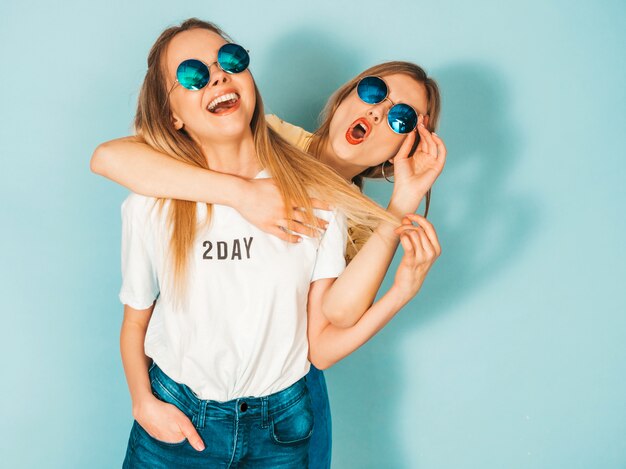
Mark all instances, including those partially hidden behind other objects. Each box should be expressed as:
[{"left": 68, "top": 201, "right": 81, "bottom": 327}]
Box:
[
  {"left": 305, "top": 365, "right": 331, "bottom": 469},
  {"left": 123, "top": 363, "right": 313, "bottom": 468}
]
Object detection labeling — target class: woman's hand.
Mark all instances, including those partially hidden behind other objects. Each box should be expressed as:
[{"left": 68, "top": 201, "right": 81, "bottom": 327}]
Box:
[
  {"left": 391, "top": 213, "right": 441, "bottom": 300},
  {"left": 388, "top": 116, "right": 447, "bottom": 217},
  {"left": 133, "top": 395, "right": 205, "bottom": 451},
  {"left": 236, "top": 178, "right": 331, "bottom": 243}
]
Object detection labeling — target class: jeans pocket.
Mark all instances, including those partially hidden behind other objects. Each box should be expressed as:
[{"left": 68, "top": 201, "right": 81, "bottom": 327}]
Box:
[
  {"left": 134, "top": 420, "right": 188, "bottom": 449},
  {"left": 150, "top": 374, "right": 195, "bottom": 422},
  {"left": 270, "top": 390, "right": 314, "bottom": 446}
]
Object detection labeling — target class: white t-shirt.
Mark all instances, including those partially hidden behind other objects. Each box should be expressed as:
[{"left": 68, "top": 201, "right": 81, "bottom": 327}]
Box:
[{"left": 119, "top": 169, "right": 347, "bottom": 402}]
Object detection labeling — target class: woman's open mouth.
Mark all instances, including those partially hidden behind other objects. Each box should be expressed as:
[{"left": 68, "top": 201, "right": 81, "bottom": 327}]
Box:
[
  {"left": 345, "top": 118, "right": 371, "bottom": 145},
  {"left": 207, "top": 92, "right": 241, "bottom": 116}
]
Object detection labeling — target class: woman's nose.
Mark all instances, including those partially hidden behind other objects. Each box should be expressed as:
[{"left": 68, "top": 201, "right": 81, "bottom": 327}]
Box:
[
  {"left": 367, "top": 105, "right": 385, "bottom": 124},
  {"left": 207, "top": 63, "right": 229, "bottom": 87}
]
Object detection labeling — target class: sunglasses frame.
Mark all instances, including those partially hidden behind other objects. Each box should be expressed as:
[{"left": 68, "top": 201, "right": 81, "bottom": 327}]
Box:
[
  {"left": 356, "top": 75, "right": 419, "bottom": 134},
  {"left": 166, "top": 43, "right": 250, "bottom": 98}
]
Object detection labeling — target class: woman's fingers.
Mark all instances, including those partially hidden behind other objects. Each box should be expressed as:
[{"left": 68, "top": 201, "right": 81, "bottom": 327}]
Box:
[
  {"left": 404, "top": 214, "right": 441, "bottom": 256},
  {"left": 277, "top": 213, "right": 326, "bottom": 239},
  {"left": 290, "top": 209, "right": 328, "bottom": 231},
  {"left": 272, "top": 225, "right": 302, "bottom": 244},
  {"left": 399, "top": 232, "right": 415, "bottom": 255},
  {"left": 415, "top": 227, "right": 436, "bottom": 258},
  {"left": 417, "top": 123, "right": 437, "bottom": 157},
  {"left": 432, "top": 132, "right": 448, "bottom": 173},
  {"left": 431, "top": 132, "right": 447, "bottom": 166},
  {"left": 406, "top": 227, "right": 426, "bottom": 253},
  {"left": 394, "top": 225, "right": 425, "bottom": 254},
  {"left": 393, "top": 223, "right": 420, "bottom": 236},
  {"left": 400, "top": 229, "right": 427, "bottom": 270},
  {"left": 394, "top": 224, "right": 417, "bottom": 237},
  {"left": 394, "top": 130, "right": 416, "bottom": 163},
  {"left": 412, "top": 115, "right": 425, "bottom": 155},
  {"left": 404, "top": 226, "right": 437, "bottom": 264},
  {"left": 177, "top": 415, "right": 205, "bottom": 452},
  {"left": 394, "top": 214, "right": 442, "bottom": 259},
  {"left": 289, "top": 222, "right": 320, "bottom": 238},
  {"left": 416, "top": 122, "right": 431, "bottom": 155}
]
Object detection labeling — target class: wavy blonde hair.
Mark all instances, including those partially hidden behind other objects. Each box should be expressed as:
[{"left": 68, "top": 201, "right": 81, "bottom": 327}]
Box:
[{"left": 133, "top": 18, "right": 397, "bottom": 298}]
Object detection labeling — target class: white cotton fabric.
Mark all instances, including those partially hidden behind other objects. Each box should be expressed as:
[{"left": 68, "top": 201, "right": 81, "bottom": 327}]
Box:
[{"left": 119, "top": 170, "right": 347, "bottom": 401}]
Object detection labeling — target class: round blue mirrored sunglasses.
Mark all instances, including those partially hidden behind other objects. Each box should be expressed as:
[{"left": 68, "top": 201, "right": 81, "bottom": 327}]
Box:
[
  {"left": 169, "top": 43, "right": 250, "bottom": 93},
  {"left": 356, "top": 76, "right": 419, "bottom": 134}
]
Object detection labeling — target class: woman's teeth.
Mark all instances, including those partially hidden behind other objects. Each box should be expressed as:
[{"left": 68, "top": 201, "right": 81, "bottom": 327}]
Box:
[{"left": 207, "top": 93, "right": 239, "bottom": 112}]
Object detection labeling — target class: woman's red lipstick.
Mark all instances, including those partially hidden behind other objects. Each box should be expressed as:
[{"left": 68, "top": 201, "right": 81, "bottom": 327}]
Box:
[{"left": 345, "top": 118, "right": 371, "bottom": 145}]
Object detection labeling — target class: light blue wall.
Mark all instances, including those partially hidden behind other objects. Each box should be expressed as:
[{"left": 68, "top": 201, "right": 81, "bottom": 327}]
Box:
[{"left": 1, "top": 1, "right": 624, "bottom": 467}]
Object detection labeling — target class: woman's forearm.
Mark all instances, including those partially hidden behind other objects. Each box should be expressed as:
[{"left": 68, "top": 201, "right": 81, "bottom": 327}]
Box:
[
  {"left": 322, "top": 218, "right": 401, "bottom": 328},
  {"left": 311, "top": 284, "right": 410, "bottom": 370},
  {"left": 120, "top": 305, "right": 154, "bottom": 415},
  {"left": 91, "top": 137, "right": 245, "bottom": 206}
]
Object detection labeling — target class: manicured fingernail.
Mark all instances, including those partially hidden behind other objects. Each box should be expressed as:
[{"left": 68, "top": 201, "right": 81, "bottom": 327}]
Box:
[
  {"left": 297, "top": 237, "right": 303, "bottom": 243},
  {"left": 432, "top": 132, "right": 438, "bottom": 136}
]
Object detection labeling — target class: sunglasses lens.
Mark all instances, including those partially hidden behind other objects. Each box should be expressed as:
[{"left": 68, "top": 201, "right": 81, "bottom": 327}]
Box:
[
  {"left": 388, "top": 104, "right": 418, "bottom": 134},
  {"left": 218, "top": 43, "right": 250, "bottom": 74},
  {"left": 357, "top": 76, "right": 387, "bottom": 104},
  {"left": 177, "top": 59, "right": 210, "bottom": 90}
]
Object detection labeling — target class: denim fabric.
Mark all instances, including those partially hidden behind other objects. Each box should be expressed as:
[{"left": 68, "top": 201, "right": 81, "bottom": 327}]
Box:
[
  {"left": 305, "top": 365, "right": 331, "bottom": 469},
  {"left": 123, "top": 363, "right": 313, "bottom": 468}
]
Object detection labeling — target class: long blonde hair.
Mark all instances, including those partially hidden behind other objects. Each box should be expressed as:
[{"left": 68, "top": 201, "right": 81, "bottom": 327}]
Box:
[
  {"left": 134, "top": 18, "right": 397, "bottom": 297},
  {"left": 308, "top": 61, "right": 442, "bottom": 216}
]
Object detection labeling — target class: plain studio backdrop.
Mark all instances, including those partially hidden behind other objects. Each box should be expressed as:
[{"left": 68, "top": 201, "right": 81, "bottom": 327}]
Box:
[{"left": 1, "top": 1, "right": 624, "bottom": 468}]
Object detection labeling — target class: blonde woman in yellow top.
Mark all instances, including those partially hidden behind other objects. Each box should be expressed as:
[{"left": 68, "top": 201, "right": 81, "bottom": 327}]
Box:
[{"left": 93, "top": 23, "right": 445, "bottom": 466}]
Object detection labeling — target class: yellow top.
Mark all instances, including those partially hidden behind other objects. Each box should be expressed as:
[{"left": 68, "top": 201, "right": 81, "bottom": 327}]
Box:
[{"left": 266, "top": 114, "right": 313, "bottom": 152}]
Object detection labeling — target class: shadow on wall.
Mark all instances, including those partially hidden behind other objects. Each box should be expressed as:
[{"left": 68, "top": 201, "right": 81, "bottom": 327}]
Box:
[
  {"left": 265, "top": 28, "right": 538, "bottom": 468},
  {"left": 329, "top": 63, "right": 539, "bottom": 467},
  {"left": 413, "top": 61, "right": 537, "bottom": 326}
]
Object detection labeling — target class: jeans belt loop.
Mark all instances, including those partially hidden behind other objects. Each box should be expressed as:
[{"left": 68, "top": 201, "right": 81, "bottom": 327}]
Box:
[
  {"left": 197, "top": 400, "right": 207, "bottom": 429},
  {"left": 261, "top": 396, "right": 269, "bottom": 428}
]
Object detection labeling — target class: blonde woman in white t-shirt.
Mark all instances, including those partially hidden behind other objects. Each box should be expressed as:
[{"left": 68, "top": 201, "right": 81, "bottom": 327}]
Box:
[{"left": 109, "top": 18, "right": 441, "bottom": 469}]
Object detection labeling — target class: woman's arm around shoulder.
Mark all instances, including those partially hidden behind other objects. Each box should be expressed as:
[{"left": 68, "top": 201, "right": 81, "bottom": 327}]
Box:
[{"left": 91, "top": 136, "right": 327, "bottom": 242}]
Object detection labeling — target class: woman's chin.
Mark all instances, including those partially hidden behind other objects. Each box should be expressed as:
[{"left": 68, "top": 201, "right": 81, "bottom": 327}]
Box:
[{"left": 331, "top": 138, "right": 361, "bottom": 162}]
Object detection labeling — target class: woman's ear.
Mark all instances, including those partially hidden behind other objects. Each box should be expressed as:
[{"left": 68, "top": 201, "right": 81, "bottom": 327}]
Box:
[
  {"left": 172, "top": 113, "right": 184, "bottom": 130},
  {"left": 423, "top": 114, "right": 430, "bottom": 129}
]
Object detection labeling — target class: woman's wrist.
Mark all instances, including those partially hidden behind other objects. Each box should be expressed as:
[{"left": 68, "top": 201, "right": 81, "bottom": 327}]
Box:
[
  {"left": 386, "top": 282, "right": 415, "bottom": 308},
  {"left": 387, "top": 196, "right": 422, "bottom": 219},
  {"left": 219, "top": 175, "right": 249, "bottom": 209},
  {"left": 373, "top": 220, "right": 402, "bottom": 247},
  {"left": 131, "top": 392, "right": 158, "bottom": 420}
]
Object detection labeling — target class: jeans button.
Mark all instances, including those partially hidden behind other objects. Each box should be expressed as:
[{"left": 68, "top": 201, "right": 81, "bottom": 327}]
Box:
[{"left": 240, "top": 402, "right": 248, "bottom": 412}]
